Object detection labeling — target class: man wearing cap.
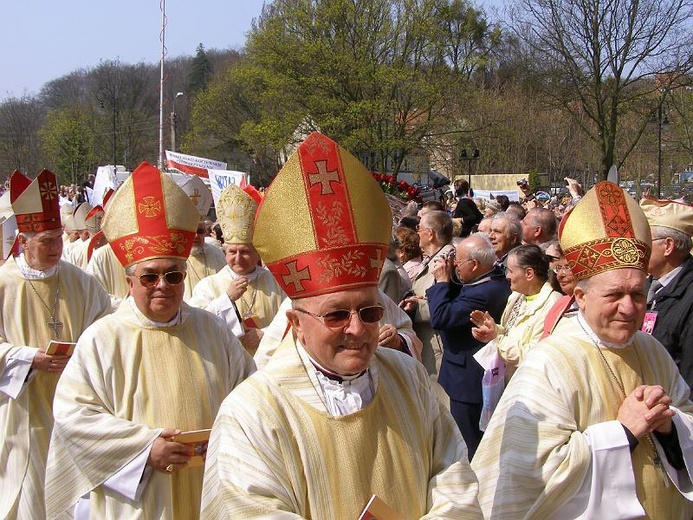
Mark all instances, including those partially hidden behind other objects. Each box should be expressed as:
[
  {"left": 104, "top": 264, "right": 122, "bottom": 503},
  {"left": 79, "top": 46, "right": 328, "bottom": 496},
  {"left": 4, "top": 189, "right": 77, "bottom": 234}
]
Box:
[
  {"left": 177, "top": 175, "right": 226, "bottom": 300},
  {"left": 641, "top": 198, "right": 693, "bottom": 388},
  {"left": 472, "top": 182, "right": 693, "bottom": 518},
  {"left": 0, "top": 170, "right": 111, "bottom": 520},
  {"left": 44, "top": 162, "right": 255, "bottom": 519},
  {"left": 190, "top": 183, "right": 285, "bottom": 356},
  {"left": 201, "top": 133, "right": 482, "bottom": 519}
]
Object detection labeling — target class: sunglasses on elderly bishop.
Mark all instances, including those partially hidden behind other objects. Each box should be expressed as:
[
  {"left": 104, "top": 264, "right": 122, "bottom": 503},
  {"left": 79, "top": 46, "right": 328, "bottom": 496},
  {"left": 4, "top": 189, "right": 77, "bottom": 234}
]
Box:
[
  {"left": 294, "top": 305, "right": 385, "bottom": 329},
  {"left": 137, "top": 271, "right": 187, "bottom": 287}
]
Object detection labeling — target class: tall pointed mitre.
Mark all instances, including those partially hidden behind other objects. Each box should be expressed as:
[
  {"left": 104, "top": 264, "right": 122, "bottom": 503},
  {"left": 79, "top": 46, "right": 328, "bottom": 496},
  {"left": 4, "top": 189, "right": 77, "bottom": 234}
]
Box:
[
  {"left": 177, "top": 175, "right": 213, "bottom": 219},
  {"left": 73, "top": 202, "right": 93, "bottom": 231},
  {"left": 216, "top": 183, "right": 259, "bottom": 245},
  {"left": 252, "top": 132, "right": 392, "bottom": 299},
  {"left": 9, "top": 169, "right": 62, "bottom": 233},
  {"left": 85, "top": 205, "right": 105, "bottom": 235},
  {"left": 101, "top": 161, "right": 199, "bottom": 268},
  {"left": 559, "top": 181, "right": 651, "bottom": 280}
]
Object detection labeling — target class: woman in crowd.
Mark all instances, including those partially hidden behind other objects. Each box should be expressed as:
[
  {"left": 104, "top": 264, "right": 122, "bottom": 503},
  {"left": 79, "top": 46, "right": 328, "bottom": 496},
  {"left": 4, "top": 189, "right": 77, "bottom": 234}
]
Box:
[
  {"left": 394, "top": 225, "right": 424, "bottom": 283},
  {"left": 541, "top": 241, "right": 579, "bottom": 338},
  {"left": 470, "top": 244, "right": 562, "bottom": 380}
]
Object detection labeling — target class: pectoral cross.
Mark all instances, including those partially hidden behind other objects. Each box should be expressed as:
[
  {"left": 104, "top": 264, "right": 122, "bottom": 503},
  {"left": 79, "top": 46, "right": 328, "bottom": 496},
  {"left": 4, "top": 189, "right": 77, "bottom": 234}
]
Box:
[{"left": 48, "top": 315, "right": 63, "bottom": 339}]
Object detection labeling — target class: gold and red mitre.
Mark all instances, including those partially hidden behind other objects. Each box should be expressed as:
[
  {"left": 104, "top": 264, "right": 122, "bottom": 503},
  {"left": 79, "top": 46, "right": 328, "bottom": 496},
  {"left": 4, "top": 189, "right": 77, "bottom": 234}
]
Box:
[
  {"left": 252, "top": 132, "right": 392, "bottom": 299},
  {"left": 217, "top": 184, "right": 259, "bottom": 245},
  {"left": 559, "top": 181, "right": 651, "bottom": 280},
  {"left": 9, "top": 169, "right": 61, "bottom": 233},
  {"left": 640, "top": 197, "right": 693, "bottom": 236},
  {"left": 85, "top": 205, "right": 105, "bottom": 235},
  {"left": 101, "top": 161, "right": 199, "bottom": 268}
]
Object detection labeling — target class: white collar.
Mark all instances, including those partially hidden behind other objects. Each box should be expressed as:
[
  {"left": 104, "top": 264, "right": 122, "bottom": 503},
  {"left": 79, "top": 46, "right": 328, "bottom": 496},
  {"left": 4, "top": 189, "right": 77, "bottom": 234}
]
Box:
[
  {"left": 17, "top": 253, "right": 59, "bottom": 279},
  {"left": 227, "top": 264, "right": 260, "bottom": 281}
]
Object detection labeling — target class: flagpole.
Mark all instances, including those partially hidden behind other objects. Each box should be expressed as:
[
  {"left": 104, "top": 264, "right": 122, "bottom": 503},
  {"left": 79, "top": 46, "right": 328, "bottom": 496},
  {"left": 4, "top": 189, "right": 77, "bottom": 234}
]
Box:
[{"left": 158, "top": 0, "right": 166, "bottom": 170}]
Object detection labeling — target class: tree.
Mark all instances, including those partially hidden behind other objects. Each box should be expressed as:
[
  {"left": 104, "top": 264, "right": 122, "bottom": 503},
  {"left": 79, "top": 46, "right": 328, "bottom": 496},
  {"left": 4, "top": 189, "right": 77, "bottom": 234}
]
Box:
[
  {"left": 508, "top": 0, "right": 693, "bottom": 180},
  {"left": 188, "top": 44, "right": 213, "bottom": 95},
  {"left": 39, "top": 108, "right": 96, "bottom": 185},
  {"left": 0, "top": 96, "right": 45, "bottom": 178}
]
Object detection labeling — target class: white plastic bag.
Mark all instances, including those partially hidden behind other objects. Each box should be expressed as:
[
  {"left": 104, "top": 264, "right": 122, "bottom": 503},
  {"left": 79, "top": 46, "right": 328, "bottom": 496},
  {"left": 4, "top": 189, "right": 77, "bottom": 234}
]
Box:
[{"left": 473, "top": 340, "right": 506, "bottom": 431}]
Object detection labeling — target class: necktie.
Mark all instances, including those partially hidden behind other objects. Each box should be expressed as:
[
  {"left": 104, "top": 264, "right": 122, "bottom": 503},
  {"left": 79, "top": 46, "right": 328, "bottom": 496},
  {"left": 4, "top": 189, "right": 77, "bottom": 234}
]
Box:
[{"left": 647, "top": 279, "right": 662, "bottom": 304}]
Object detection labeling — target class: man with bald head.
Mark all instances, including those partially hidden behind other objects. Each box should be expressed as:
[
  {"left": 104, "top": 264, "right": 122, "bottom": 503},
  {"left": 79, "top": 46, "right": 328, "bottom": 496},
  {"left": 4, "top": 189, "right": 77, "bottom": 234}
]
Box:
[{"left": 426, "top": 233, "right": 511, "bottom": 458}]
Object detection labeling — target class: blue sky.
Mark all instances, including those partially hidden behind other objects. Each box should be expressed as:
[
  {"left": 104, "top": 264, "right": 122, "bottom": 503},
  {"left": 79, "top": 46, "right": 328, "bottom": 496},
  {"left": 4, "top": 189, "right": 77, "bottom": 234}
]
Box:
[{"left": 0, "top": 0, "right": 267, "bottom": 100}]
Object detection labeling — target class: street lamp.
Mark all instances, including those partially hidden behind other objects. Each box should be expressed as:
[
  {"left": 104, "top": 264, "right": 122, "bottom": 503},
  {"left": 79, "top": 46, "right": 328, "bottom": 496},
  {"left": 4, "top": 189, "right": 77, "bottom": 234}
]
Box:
[
  {"left": 170, "top": 92, "right": 184, "bottom": 153},
  {"left": 656, "top": 103, "right": 669, "bottom": 199},
  {"left": 460, "top": 148, "right": 481, "bottom": 186},
  {"left": 97, "top": 91, "right": 117, "bottom": 167}
]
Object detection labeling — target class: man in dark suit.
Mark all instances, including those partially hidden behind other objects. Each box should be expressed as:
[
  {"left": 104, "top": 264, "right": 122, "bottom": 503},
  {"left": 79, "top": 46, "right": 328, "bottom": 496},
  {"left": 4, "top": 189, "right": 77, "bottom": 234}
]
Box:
[{"left": 427, "top": 233, "right": 511, "bottom": 459}]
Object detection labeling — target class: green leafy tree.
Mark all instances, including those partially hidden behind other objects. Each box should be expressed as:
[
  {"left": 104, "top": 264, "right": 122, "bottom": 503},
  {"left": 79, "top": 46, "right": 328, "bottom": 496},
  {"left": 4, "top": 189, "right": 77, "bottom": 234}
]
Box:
[{"left": 39, "top": 108, "right": 96, "bottom": 185}]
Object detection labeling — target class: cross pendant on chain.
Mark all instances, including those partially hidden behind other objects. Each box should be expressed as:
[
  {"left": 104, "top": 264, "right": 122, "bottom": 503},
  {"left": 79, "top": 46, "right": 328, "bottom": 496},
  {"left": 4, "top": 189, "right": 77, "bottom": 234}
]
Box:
[{"left": 48, "top": 316, "right": 63, "bottom": 339}]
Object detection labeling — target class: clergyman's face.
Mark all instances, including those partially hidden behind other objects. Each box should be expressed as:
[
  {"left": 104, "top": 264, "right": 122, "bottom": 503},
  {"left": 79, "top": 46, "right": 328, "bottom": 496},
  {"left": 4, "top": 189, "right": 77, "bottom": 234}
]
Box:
[
  {"left": 225, "top": 243, "right": 260, "bottom": 275},
  {"left": 574, "top": 268, "right": 647, "bottom": 345},
  {"left": 127, "top": 258, "right": 186, "bottom": 322},
  {"left": 287, "top": 287, "right": 381, "bottom": 376},
  {"left": 22, "top": 229, "right": 64, "bottom": 270}
]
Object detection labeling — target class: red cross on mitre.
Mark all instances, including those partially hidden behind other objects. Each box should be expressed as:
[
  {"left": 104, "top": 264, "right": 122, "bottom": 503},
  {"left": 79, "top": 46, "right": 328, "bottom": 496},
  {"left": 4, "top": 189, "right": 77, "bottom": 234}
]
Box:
[
  {"left": 308, "top": 160, "right": 340, "bottom": 195},
  {"left": 282, "top": 260, "right": 311, "bottom": 292}
]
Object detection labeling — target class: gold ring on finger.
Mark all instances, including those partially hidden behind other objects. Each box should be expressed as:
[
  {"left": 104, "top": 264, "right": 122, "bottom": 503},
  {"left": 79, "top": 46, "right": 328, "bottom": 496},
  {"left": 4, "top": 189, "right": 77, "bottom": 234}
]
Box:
[{"left": 166, "top": 464, "right": 174, "bottom": 473}]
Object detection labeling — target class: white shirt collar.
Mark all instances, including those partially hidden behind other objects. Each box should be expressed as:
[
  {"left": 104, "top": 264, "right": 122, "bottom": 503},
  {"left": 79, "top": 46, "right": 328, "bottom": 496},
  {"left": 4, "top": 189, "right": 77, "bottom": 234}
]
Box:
[{"left": 16, "top": 253, "right": 59, "bottom": 279}]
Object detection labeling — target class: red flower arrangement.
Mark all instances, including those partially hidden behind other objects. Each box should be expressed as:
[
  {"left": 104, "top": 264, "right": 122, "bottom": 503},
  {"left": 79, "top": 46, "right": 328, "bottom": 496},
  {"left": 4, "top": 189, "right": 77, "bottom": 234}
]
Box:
[{"left": 372, "top": 172, "right": 423, "bottom": 203}]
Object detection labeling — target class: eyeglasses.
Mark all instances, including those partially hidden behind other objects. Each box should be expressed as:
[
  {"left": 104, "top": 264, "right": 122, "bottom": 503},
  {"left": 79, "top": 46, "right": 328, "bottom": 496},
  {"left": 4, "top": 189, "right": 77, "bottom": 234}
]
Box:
[
  {"left": 551, "top": 265, "right": 572, "bottom": 274},
  {"left": 137, "top": 271, "right": 187, "bottom": 287},
  {"left": 416, "top": 224, "right": 431, "bottom": 232},
  {"left": 651, "top": 237, "right": 668, "bottom": 242},
  {"left": 454, "top": 258, "right": 475, "bottom": 267},
  {"left": 294, "top": 305, "right": 385, "bottom": 329}
]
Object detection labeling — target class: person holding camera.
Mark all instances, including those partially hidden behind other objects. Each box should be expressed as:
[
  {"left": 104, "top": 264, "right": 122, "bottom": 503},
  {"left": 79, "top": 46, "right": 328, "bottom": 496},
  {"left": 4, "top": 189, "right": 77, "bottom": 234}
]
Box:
[{"left": 427, "top": 234, "right": 511, "bottom": 458}]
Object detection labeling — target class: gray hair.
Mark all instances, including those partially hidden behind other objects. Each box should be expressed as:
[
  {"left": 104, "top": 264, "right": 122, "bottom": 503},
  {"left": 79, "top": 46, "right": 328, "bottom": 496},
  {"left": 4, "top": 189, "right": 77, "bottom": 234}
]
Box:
[
  {"left": 651, "top": 225, "right": 692, "bottom": 253},
  {"left": 492, "top": 212, "right": 523, "bottom": 244},
  {"left": 423, "top": 210, "right": 453, "bottom": 244},
  {"left": 466, "top": 233, "right": 496, "bottom": 267}
]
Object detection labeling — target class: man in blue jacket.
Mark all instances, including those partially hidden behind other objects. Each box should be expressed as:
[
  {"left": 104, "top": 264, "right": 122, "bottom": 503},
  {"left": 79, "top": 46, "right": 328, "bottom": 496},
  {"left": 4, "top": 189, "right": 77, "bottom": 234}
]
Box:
[{"left": 427, "top": 233, "right": 511, "bottom": 459}]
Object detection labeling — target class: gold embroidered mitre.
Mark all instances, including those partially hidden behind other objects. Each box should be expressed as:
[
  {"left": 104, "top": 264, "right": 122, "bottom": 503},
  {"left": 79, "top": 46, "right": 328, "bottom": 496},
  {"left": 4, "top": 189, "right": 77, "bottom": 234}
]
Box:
[
  {"left": 252, "top": 132, "right": 392, "bottom": 299},
  {"left": 101, "top": 161, "right": 199, "bottom": 268},
  {"left": 216, "top": 184, "right": 258, "bottom": 245},
  {"left": 559, "top": 181, "right": 651, "bottom": 280}
]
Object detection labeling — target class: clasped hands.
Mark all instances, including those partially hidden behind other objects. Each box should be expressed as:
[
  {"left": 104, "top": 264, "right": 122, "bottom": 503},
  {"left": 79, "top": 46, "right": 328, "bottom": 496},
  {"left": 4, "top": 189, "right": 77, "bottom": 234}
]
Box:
[{"left": 618, "top": 385, "right": 675, "bottom": 439}]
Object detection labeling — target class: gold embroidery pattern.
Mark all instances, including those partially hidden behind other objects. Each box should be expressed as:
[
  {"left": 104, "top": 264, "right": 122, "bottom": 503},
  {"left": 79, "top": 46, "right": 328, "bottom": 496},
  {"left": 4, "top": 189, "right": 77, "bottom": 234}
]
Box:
[
  {"left": 611, "top": 238, "right": 642, "bottom": 265},
  {"left": 317, "top": 250, "right": 367, "bottom": 283},
  {"left": 315, "top": 200, "right": 348, "bottom": 247},
  {"left": 138, "top": 196, "right": 163, "bottom": 218},
  {"left": 120, "top": 237, "right": 149, "bottom": 264},
  {"left": 282, "top": 260, "right": 311, "bottom": 292},
  {"left": 120, "top": 233, "right": 188, "bottom": 263},
  {"left": 308, "top": 160, "right": 340, "bottom": 195}
]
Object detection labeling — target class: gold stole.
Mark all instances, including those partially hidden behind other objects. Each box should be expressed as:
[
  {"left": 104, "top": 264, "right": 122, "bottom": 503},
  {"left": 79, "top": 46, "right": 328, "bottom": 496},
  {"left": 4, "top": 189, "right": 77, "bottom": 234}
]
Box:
[
  {"left": 592, "top": 345, "right": 687, "bottom": 519},
  {"left": 280, "top": 362, "right": 428, "bottom": 519},
  {"left": 90, "top": 327, "right": 212, "bottom": 519}
]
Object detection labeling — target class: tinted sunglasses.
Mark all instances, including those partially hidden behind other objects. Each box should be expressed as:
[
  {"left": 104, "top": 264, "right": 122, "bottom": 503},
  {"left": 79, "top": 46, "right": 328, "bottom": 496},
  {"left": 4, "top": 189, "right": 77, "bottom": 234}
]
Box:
[
  {"left": 294, "top": 305, "right": 385, "bottom": 329},
  {"left": 137, "top": 271, "right": 186, "bottom": 288}
]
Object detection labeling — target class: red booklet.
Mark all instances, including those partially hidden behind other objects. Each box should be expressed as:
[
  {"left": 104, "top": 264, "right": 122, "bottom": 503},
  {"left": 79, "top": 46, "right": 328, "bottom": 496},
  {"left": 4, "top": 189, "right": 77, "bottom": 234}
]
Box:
[
  {"left": 171, "top": 429, "right": 211, "bottom": 468},
  {"left": 44, "top": 341, "right": 77, "bottom": 356},
  {"left": 358, "top": 495, "right": 403, "bottom": 520}
]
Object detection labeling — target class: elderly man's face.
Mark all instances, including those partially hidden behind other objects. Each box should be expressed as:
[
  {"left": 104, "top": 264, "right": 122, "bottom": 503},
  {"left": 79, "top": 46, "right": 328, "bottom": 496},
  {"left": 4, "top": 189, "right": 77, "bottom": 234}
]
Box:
[
  {"left": 21, "top": 229, "right": 64, "bottom": 270},
  {"left": 489, "top": 218, "right": 516, "bottom": 258},
  {"left": 288, "top": 286, "right": 381, "bottom": 376},
  {"left": 127, "top": 258, "right": 186, "bottom": 322},
  {"left": 225, "top": 243, "right": 260, "bottom": 275},
  {"left": 574, "top": 268, "right": 647, "bottom": 345}
]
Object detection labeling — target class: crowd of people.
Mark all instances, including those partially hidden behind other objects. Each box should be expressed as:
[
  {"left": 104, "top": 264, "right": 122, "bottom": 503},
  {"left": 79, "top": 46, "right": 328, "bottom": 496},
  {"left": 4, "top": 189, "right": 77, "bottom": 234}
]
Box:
[{"left": 1, "top": 131, "right": 693, "bottom": 519}]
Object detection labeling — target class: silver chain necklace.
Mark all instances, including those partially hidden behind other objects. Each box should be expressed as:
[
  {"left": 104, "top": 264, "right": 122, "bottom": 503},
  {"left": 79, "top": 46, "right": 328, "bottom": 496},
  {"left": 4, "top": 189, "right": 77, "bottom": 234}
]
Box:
[{"left": 24, "top": 267, "right": 63, "bottom": 339}]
